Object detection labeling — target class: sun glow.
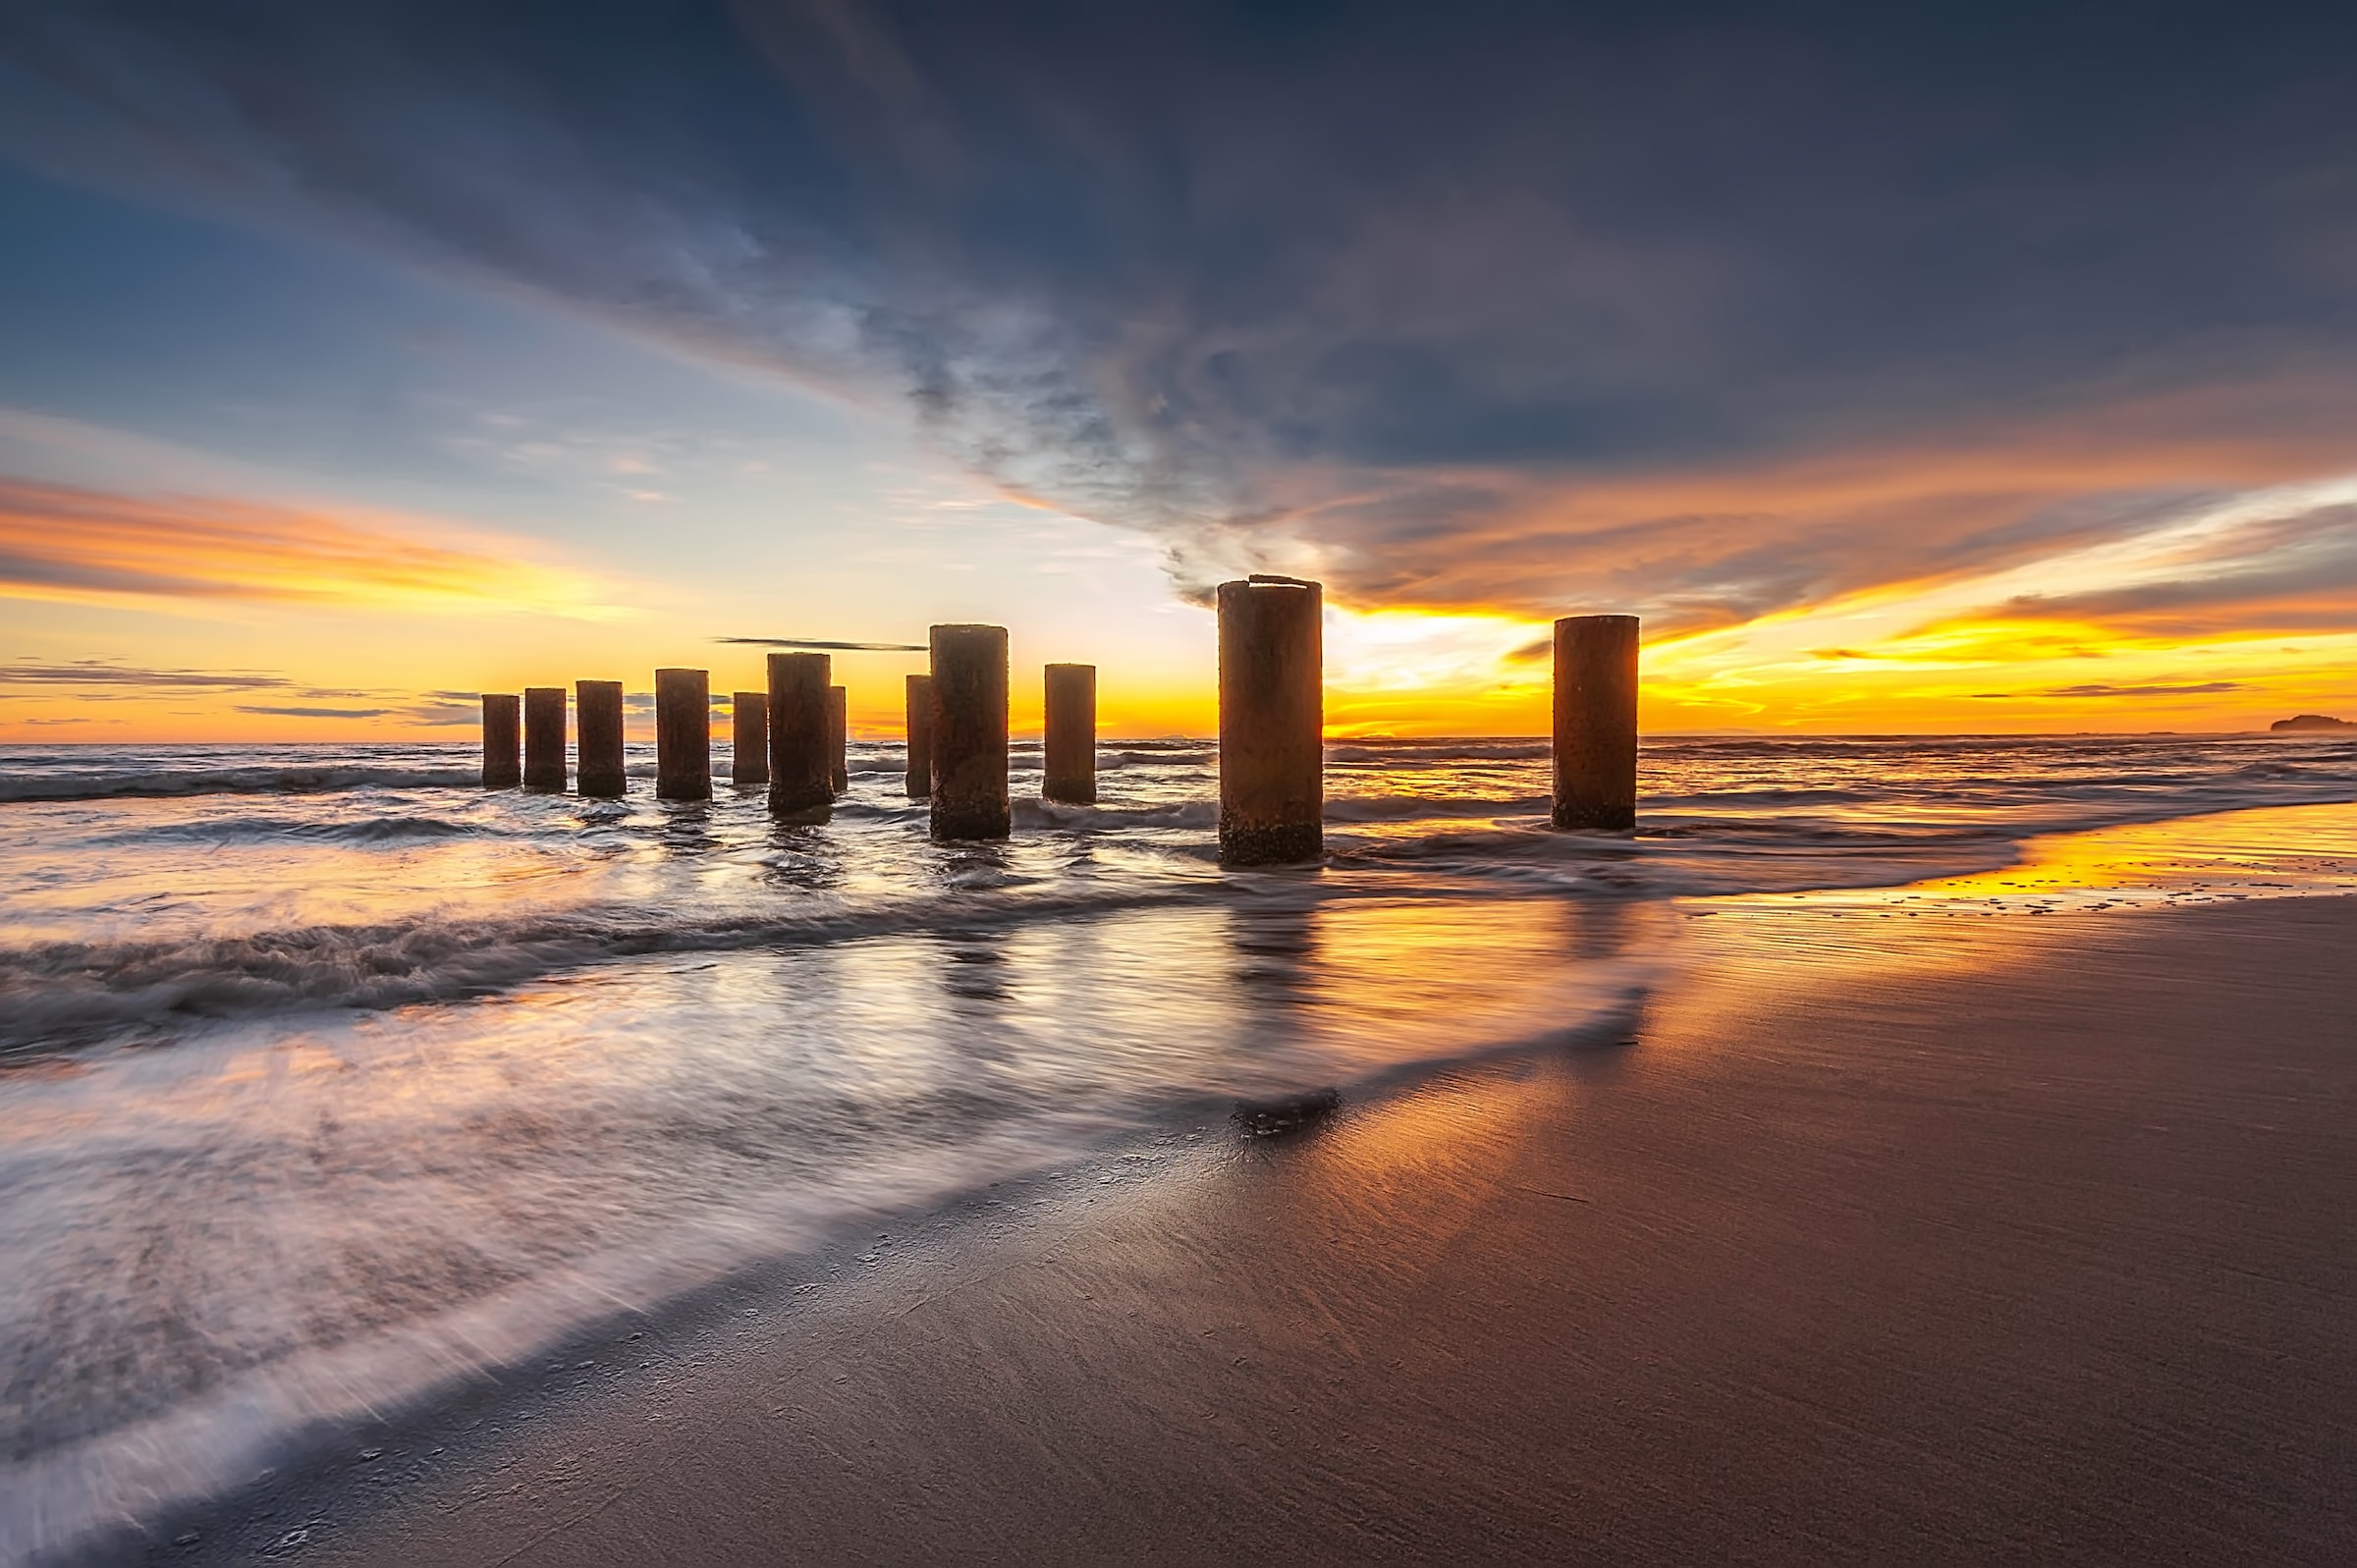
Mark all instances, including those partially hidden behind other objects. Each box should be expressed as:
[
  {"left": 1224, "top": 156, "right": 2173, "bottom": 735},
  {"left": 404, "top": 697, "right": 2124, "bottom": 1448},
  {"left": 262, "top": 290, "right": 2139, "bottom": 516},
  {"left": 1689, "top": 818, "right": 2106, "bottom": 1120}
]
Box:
[{"left": 1629, "top": 476, "right": 2357, "bottom": 731}]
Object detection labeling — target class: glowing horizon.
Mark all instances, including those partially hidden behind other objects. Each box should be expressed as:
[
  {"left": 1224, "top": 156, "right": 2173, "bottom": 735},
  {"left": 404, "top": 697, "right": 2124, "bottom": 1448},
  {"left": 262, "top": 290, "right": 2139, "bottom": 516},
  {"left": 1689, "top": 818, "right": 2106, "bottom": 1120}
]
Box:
[{"left": 1, "top": 454, "right": 2348, "bottom": 743}]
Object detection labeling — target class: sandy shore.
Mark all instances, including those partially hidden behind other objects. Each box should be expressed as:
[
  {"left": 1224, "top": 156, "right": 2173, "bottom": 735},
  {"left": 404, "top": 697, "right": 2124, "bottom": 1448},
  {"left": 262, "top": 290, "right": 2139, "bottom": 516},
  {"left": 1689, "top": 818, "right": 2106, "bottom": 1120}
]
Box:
[{"left": 154, "top": 893, "right": 2357, "bottom": 1566}]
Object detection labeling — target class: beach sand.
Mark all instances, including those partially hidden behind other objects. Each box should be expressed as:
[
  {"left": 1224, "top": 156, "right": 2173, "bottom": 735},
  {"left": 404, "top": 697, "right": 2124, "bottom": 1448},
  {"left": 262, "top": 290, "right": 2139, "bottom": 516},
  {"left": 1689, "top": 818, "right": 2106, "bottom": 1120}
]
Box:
[{"left": 159, "top": 893, "right": 2357, "bottom": 1566}]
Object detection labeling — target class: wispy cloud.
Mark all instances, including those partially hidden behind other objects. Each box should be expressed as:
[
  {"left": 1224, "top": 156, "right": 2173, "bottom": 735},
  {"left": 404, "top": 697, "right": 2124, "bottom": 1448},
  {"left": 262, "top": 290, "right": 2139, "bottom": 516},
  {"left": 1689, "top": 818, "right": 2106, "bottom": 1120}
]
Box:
[
  {"left": 1971, "top": 682, "right": 2248, "bottom": 700},
  {"left": 2050, "top": 683, "right": 2247, "bottom": 698},
  {"left": 233, "top": 703, "right": 397, "bottom": 718},
  {"left": 0, "top": 477, "right": 610, "bottom": 614},
  {"left": 0, "top": 660, "right": 291, "bottom": 689},
  {"left": 714, "top": 637, "right": 928, "bottom": 652}
]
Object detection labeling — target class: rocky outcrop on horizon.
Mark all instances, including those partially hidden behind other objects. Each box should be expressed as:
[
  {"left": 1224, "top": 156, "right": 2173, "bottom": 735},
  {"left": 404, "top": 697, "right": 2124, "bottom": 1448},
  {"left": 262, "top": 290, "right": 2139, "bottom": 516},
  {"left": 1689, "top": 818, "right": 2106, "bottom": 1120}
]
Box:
[{"left": 2271, "top": 714, "right": 2356, "bottom": 731}]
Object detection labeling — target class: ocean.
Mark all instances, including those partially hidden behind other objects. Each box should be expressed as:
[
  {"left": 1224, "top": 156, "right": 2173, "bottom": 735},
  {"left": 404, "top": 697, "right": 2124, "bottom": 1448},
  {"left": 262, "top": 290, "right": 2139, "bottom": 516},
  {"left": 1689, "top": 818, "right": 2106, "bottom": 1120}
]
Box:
[{"left": 3, "top": 731, "right": 2355, "bottom": 1557}]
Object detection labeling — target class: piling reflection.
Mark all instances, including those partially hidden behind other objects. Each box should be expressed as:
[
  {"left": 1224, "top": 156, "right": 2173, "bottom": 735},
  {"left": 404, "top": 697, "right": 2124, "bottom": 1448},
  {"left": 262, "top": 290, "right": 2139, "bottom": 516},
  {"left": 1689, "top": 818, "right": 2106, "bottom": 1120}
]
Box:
[
  {"left": 938, "top": 928, "right": 1013, "bottom": 1005},
  {"left": 1558, "top": 894, "right": 1646, "bottom": 963},
  {"left": 1227, "top": 902, "right": 1320, "bottom": 1013},
  {"left": 758, "top": 819, "right": 847, "bottom": 893},
  {"left": 653, "top": 798, "right": 718, "bottom": 859}
]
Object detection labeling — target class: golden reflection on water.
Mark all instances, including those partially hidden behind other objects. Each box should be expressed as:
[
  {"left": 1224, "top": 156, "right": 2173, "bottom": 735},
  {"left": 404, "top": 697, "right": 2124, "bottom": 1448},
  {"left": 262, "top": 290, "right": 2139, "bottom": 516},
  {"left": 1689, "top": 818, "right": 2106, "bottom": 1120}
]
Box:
[
  {"left": 1658, "top": 800, "right": 2357, "bottom": 994},
  {"left": 1710, "top": 800, "right": 2357, "bottom": 917}
]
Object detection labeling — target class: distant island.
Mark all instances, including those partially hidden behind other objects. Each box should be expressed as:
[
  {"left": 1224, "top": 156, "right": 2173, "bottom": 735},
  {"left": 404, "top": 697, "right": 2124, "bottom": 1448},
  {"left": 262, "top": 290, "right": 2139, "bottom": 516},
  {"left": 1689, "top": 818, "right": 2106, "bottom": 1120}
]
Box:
[{"left": 2271, "top": 714, "right": 2356, "bottom": 731}]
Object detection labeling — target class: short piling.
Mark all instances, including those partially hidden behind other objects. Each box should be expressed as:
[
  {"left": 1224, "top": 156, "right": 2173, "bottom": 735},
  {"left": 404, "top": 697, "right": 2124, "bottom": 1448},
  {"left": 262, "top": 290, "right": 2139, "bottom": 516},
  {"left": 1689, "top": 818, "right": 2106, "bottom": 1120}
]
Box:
[
  {"left": 522, "top": 686, "right": 567, "bottom": 792},
  {"left": 731, "top": 692, "right": 769, "bottom": 784},
  {"left": 766, "top": 652, "right": 833, "bottom": 821},
  {"left": 828, "top": 684, "right": 850, "bottom": 795},
  {"left": 928, "top": 624, "right": 1010, "bottom": 839},
  {"left": 904, "top": 675, "right": 934, "bottom": 798},
  {"left": 1043, "top": 663, "right": 1097, "bottom": 805},
  {"left": 1551, "top": 614, "right": 1639, "bottom": 831},
  {"left": 654, "top": 668, "right": 711, "bottom": 801},
  {"left": 1217, "top": 576, "right": 1323, "bottom": 864},
  {"left": 576, "top": 679, "right": 627, "bottom": 798},
  {"left": 481, "top": 693, "right": 521, "bottom": 788}
]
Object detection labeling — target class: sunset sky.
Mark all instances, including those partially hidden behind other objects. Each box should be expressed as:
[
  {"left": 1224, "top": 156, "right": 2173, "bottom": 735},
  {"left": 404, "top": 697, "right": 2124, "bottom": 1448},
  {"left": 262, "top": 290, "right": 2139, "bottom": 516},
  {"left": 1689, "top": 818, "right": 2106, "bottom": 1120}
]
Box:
[{"left": 1, "top": 1, "right": 2352, "bottom": 741}]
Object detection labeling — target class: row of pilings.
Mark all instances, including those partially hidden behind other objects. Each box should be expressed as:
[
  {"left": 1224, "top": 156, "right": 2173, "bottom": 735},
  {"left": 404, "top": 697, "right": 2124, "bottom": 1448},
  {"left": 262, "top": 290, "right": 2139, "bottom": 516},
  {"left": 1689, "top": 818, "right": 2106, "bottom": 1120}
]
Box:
[{"left": 478, "top": 578, "right": 1637, "bottom": 864}]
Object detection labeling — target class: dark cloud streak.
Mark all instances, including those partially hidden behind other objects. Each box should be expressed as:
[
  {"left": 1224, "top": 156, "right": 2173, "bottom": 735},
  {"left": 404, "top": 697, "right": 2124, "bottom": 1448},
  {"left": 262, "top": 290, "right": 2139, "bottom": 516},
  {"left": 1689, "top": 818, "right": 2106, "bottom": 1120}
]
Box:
[
  {"left": 0, "top": 661, "right": 290, "bottom": 689},
  {"left": 233, "top": 704, "right": 396, "bottom": 718},
  {"left": 714, "top": 636, "right": 927, "bottom": 651},
  {"left": 1970, "top": 682, "right": 2249, "bottom": 699}
]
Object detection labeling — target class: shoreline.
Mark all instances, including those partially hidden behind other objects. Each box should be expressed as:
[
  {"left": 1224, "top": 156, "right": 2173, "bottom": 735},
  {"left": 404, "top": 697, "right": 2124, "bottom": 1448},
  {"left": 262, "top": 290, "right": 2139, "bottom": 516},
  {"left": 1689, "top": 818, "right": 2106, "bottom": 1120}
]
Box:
[{"left": 130, "top": 891, "right": 2357, "bottom": 1566}]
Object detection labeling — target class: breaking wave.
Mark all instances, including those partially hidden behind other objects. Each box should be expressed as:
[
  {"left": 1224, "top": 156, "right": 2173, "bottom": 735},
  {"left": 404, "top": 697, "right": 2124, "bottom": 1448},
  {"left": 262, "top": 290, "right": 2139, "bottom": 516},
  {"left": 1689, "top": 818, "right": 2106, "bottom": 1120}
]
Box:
[
  {"left": 0, "top": 764, "right": 477, "bottom": 803},
  {"left": 0, "top": 884, "right": 1222, "bottom": 1054}
]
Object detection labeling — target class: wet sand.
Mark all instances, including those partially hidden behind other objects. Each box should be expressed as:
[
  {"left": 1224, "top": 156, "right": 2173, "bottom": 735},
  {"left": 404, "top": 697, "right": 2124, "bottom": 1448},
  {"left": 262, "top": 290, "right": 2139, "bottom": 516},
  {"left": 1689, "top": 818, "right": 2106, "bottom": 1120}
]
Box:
[{"left": 160, "top": 894, "right": 2357, "bottom": 1566}]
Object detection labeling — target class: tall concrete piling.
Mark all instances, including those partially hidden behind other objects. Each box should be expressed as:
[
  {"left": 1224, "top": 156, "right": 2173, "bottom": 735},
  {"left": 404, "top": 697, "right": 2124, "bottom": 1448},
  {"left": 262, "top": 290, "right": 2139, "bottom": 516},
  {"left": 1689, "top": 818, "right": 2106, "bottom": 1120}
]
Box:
[
  {"left": 904, "top": 674, "right": 935, "bottom": 799},
  {"left": 827, "top": 684, "right": 850, "bottom": 795},
  {"left": 928, "top": 624, "right": 1010, "bottom": 839},
  {"left": 1551, "top": 614, "right": 1639, "bottom": 832},
  {"left": 654, "top": 668, "right": 711, "bottom": 801},
  {"left": 481, "top": 693, "right": 521, "bottom": 788},
  {"left": 766, "top": 652, "right": 833, "bottom": 821},
  {"left": 731, "top": 691, "right": 769, "bottom": 785},
  {"left": 1043, "top": 663, "right": 1097, "bottom": 805},
  {"left": 1217, "top": 576, "right": 1324, "bottom": 864},
  {"left": 576, "top": 679, "right": 627, "bottom": 798},
  {"left": 522, "top": 686, "right": 567, "bottom": 792}
]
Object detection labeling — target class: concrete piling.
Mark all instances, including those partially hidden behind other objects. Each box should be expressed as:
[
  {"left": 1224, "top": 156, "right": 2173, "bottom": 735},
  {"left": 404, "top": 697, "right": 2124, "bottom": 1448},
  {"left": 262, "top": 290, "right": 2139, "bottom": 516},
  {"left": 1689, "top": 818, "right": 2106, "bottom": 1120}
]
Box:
[
  {"left": 654, "top": 668, "right": 711, "bottom": 801},
  {"left": 1551, "top": 614, "right": 1639, "bottom": 831},
  {"left": 1043, "top": 663, "right": 1097, "bottom": 806},
  {"left": 766, "top": 652, "right": 833, "bottom": 821},
  {"left": 481, "top": 693, "right": 521, "bottom": 788},
  {"left": 522, "top": 686, "right": 567, "bottom": 792},
  {"left": 828, "top": 684, "right": 850, "bottom": 795},
  {"left": 928, "top": 624, "right": 1010, "bottom": 839},
  {"left": 731, "top": 691, "right": 769, "bottom": 784},
  {"left": 904, "top": 675, "right": 934, "bottom": 799},
  {"left": 1217, "top": 576, "right": 1324, "bottom": 865},
  {"left": 576, "top": 679, "right": 627, "bottom": 798}
]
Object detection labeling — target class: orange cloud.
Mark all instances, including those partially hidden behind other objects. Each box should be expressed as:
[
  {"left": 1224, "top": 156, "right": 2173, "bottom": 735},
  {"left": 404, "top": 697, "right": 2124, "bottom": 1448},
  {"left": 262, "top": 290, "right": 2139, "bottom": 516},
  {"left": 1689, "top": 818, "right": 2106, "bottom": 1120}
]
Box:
[
  {"left": 1262, "top": 376, "right": 2357, "bottom": 634},
  {"left": 0, "top": 477, "right": 605, "bottom": 613}
]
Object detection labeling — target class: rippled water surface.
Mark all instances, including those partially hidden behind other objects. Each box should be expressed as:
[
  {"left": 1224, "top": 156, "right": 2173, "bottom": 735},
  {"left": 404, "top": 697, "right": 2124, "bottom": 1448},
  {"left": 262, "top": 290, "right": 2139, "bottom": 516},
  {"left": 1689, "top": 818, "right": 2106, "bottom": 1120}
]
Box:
[{"left": 2, "top": 731, "right": 2354, "bottom": 1557}]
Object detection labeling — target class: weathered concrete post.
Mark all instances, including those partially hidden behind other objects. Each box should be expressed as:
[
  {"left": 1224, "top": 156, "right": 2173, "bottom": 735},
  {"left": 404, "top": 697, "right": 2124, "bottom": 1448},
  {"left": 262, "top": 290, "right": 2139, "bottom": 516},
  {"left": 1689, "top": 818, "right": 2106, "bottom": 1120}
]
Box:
[
  {"left": 827, "top": 684, "right": 850, "bottom": 795},
  {"left": 731, "top": 692, "right": 769, "bottom": 784},
  {"left": 522, "top": 686, "right": 567, "bottom": 792},
  {"left": 481, "top": 693, "right": 521, "bottom": 788},
  {"left": 1043, "top": 663, "right": 1097, "bottom": 805},
  {"left": 904, "top": 675, "right": 934, "bottom": 799},
  {"left": 928, "top": 624, "right": 1009, "bottom": 839},
  {"left": 766, "top": 652, "right": 833, "bottom": 821},
  {"left": 654, "top": 668, "right": 711, "bottom": 801},
  {"left": 1217, "top": 576, "right": 1323, "bottom": 864},
  {"left": 576, "top": 679, "right": 627, "bottom": 798},
  {"left": 1551, "top": 614, "right": 1640, "bottom": 832}
]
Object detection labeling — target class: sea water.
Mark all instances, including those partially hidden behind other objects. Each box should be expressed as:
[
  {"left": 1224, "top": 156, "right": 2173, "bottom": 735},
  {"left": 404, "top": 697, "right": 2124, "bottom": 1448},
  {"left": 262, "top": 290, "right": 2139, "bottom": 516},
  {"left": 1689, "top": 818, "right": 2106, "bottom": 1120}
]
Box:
[{"left": 2, "top": 732, "right": 2353, "bottom": 1556}]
